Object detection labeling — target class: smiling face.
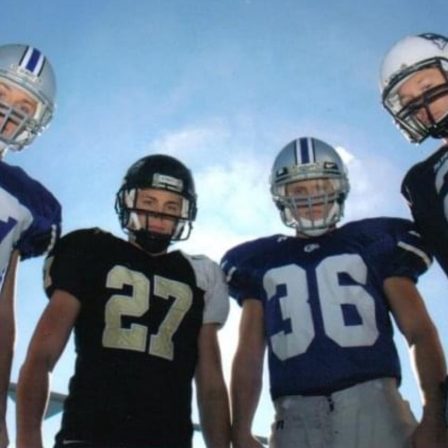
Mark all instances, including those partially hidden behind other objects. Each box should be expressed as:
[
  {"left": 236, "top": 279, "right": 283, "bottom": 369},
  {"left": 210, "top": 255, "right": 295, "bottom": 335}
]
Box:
[{"left": 0, "top": 80, "right": 38, "bottom": 139}]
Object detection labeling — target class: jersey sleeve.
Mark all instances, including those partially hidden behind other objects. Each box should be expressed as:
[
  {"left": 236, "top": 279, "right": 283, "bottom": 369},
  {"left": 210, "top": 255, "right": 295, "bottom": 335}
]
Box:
[
  {"left": 6, "top": 165, "right": 63, "bottom": 260},
  {"left": 374, "top": 219, "right": 432, "bottom": 282},
  {"left": 15, "top": 192, "right": 61, "bottom": 260},
  {"left": 220, "top": 243, "right": 263, "bottom": 305},
  {"left": 188, "top": 254, "right": 230, "bottom": 327},
  {"left": 0, "top": 161, "right": 61, "bottom": 260},
  {"left": 44, "top": 228, "right": 98, "bottom": 300}
]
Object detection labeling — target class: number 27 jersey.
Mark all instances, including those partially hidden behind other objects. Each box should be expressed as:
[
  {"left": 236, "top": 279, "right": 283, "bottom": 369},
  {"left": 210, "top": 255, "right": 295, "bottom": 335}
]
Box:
[
  {"left": 44, "top": 228, "right": 229, "bottom": 447},
  {"left": 221, "top": 217, "right": 431, "bottom": 399}
]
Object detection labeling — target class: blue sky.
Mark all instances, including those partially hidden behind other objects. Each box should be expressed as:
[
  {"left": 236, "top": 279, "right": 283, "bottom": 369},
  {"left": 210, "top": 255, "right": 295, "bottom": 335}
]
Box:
[{"left": 3, "top": 0, "right": 448, "bottom": 446}]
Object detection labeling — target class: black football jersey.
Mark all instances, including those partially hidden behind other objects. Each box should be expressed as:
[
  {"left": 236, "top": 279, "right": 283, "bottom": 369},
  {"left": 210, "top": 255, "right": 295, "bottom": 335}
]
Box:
[
  {"left": 45, "top": 228, "right": 228, "bottom": 448},
  {"left": 401, "top": 144, "right": 448, "bottom": 276}
]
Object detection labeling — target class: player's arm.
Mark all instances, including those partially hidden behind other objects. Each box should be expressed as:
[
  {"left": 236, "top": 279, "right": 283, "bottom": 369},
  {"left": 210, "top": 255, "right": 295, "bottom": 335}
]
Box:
[
  {"left": 195, "top": 322, "right": 231, "bottom": 448},
  {"left": 0, "top": 250, "right": 20, "bottom": 448},
  {"left": 384, "top": 277, "right": 448, "bottom": 447},
  {"left": 231, "top": 299, "right": 266, "bottom": 448},
  {"left": 16, "top": 290, "right": 80, "bottom": 448}
]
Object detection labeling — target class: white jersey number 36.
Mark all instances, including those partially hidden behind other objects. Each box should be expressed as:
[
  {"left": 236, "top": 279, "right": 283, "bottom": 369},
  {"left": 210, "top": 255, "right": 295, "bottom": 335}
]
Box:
[{"left": 264, "top": 254, "right": 379, "bottom": 361}]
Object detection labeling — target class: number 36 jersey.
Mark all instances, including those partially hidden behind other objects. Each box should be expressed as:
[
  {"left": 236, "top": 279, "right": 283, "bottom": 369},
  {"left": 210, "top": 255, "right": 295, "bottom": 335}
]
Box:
[
  {"left": 44, "top": 228, "right": 229, "bottom": 447},
  {"left": 221, "top": 217, "right": 431, "bottom": 400}
]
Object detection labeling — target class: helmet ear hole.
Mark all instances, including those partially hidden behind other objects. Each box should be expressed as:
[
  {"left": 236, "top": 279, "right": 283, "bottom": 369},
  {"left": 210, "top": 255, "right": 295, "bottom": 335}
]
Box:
[
  {"left": 273, "top": 198, "right": 285, "bottom": 211},
  {"left": 337, "top": 192, "right": 347, "bottom": 204}
]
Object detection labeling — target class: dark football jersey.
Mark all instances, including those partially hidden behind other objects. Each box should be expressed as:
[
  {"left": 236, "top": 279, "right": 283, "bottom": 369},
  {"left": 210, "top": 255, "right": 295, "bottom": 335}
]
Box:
[
  {"left": 45, "top": 228, "right": 228, "bottom": 448},
  {"left": 402, "top": 144, "right": 448, "bottom": 276},
  {"left": 221, "top": 218, "right": 430, "bottom": 400}
]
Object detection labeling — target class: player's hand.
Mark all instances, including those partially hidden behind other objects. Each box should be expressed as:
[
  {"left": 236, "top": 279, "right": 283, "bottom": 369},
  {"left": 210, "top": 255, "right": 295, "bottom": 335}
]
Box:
[
  {"left": 0, "top": 418, "right": 9, "bottom": 448},
  {"left": 411, "top": 417, "right": 448, "bottom": 448},
  {"left": 232, "top": 433, "right": 264, "bottom": 448}
]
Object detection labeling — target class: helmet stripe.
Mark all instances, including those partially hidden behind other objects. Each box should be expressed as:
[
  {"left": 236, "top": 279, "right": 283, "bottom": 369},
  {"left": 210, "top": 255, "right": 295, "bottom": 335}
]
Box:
[
  {"left": 19, "top": 47, "right": 45, "bottom": 77},
  {"left": 295, "top": 137, "right": 316, "bottom": 164},
  {"left": 308, "top": 137, "right": 316, "bottom": 163},
  {"left": 300, "top": 138, "right": 310, "bottom": 163}
]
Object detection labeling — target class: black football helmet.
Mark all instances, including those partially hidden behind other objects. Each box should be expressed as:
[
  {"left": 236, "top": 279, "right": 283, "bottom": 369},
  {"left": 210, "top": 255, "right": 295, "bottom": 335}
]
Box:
[{"left": 115, "top": 154, "right": 197, "bottom": 253}]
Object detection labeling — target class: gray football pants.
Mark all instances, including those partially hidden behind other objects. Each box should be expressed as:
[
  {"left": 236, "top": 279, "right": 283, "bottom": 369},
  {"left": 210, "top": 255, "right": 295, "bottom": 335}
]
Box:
[{"left": 270, "top": 378, "right": 417, "bottom": 448}]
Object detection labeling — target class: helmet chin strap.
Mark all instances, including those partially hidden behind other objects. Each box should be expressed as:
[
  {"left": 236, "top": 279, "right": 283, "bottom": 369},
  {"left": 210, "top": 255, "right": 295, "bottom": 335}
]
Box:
[
  {"left": 430, "top": 117, "right": 448, "bottom": 139},
  {"left": 131, "top": 230, "right": 172, "bottom": 255},
  {"left": 285, "top": 201, "right": 341, "bottom": 237}
]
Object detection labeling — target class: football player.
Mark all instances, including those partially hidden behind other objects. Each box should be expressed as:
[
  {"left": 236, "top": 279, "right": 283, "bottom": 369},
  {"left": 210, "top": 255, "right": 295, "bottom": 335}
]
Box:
[
  {"left": 16, "top": 154, "right": 231, "bottom": 448},
  {"left": 221, "top": 137, "right": 447, "bottom": 448},
  {"left": 0, "top": 44, "right": 61, "bottom": 448},
  {"left": 380, "top": 32, "right": 448, "bottom": 278}
]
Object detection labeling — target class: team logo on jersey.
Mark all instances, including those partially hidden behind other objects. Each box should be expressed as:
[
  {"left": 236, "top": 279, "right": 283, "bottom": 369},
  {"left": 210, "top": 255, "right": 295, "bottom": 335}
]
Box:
[{"left": 304, "top": 243, "right": 320, "bottom": 253}]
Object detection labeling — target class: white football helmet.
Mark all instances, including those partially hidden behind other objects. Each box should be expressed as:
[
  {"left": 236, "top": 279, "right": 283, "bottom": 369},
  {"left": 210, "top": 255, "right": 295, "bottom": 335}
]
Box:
[
  {"left": 0, "top": 44, "right": 56, "bottom": 152},
  {"left": 270, "top": 137, "right": 350, "bottom": 237},
  {"left": 380, "top": 33, "right": 448, "bottom": 143}
]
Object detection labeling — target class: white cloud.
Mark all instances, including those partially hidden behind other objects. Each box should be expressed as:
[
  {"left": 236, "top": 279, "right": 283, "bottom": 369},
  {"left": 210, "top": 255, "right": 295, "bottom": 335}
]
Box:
[
  {"left": 181, "top": 153, "right": 285, "bottom": 260},
  {"left": 148, "top": 121, "right": 231, "bottom": 162},
  {"left": 336, "top": 145, "right": 355, "bottom": 164},
  {"left": 343, "top": 150, "right": 408, "bottom": 222},
  {"left": 172, "top": 126, "right": 409, "bottom": 263}
]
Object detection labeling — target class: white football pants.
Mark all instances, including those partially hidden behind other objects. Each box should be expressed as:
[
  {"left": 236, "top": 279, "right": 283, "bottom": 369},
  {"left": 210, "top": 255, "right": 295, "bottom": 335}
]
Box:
[{"left": 269, "top": 378, "right": 417, "bottom": 448}]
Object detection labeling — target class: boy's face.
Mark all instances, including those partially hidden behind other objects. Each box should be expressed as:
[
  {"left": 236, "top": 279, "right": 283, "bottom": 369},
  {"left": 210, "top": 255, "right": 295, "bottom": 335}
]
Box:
[
  {"left": 133, "top": 187, "right": 183, "bottom": 235},
  {"left": 0, "top": 80, "right": 38, "bottom": 139},
  {"left": 285, "top": 178, "right": 336, "bottom": 222},
  {"left": 398, "top": 67, "right": 448, "bottom": 126}
]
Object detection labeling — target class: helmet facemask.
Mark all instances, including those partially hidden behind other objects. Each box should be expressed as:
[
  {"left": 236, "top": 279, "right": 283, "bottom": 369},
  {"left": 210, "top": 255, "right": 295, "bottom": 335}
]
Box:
[
  {"left": 382, "top": 59, "right": 448, "bottom": 143},
  {"left": 270, "top": 137, "right": 350, "bottom": 238},
  {"left": 273, "top": 170, "right": 348, "bottom": 237},
  {"left": 0, "top": 79, "right": 52, "bottom": 152}
]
